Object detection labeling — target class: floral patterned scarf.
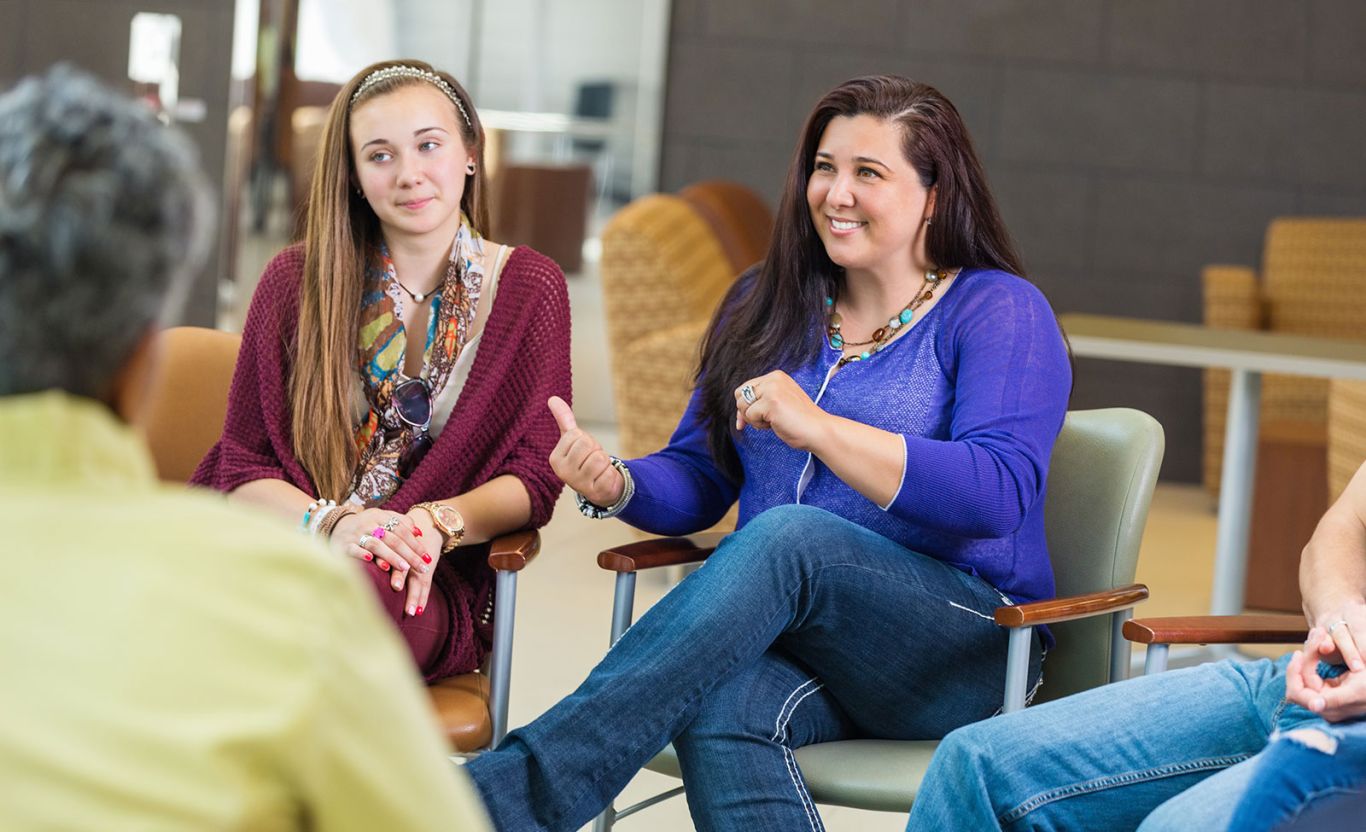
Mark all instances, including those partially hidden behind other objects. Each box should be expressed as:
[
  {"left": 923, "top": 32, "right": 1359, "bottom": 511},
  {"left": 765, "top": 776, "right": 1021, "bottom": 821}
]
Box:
[{"left": 347, "top": 217, "right": 485, "bottom": 505}]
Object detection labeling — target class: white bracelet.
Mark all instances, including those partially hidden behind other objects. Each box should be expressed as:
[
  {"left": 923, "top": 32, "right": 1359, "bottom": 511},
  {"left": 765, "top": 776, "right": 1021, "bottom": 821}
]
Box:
[
  {"left": 575, "top": 457, "right": 635, "bottom": 519},
  {"left": 308, "top": 500, "right": 338, "bottom": 535}
]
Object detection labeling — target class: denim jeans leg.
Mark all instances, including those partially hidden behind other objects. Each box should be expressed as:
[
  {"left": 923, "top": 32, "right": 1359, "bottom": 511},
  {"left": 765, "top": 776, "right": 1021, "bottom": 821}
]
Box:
[
  {"left": 1136, "top": 755, "right": 1260, "bottom": 832},
  {"left": 672, "top": 519, "right": 1036, "bottom": 832},
  {"left": 1223, "top": 715, "right": 1366, "bottom": 831},
  {"left": 465, "top": 504, "right": 1034, "bottom": 832},
  {"left": 906, "top": 656, "right": 1292, "bottom": 832},
  {"left": 672, "top": 649, "right": 854, "bottom": 832}
]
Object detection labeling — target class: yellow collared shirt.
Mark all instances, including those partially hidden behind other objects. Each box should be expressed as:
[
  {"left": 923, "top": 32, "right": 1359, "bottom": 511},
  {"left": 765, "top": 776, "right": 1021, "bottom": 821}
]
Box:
[{"left": 0, "top": 391, "right": 489, "bottom": 831}]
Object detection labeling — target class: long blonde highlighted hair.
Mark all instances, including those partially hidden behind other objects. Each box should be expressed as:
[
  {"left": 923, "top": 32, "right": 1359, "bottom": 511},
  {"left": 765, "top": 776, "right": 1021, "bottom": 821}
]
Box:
[{"left": 290, "top": 59, "right": 490, "bottom": 500}]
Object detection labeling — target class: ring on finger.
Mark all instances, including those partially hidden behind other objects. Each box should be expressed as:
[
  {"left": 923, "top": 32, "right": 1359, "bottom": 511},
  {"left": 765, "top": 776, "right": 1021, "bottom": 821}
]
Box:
[
  {"left": 741, "top": 384, "right": 757, "bottom": 405},
  {"left": 357, "top": 533, "right": 374, "bottom": 548},
  {"left": 1328, "top": 619, "right": 1349, "bottom": 634},
  {"left": 382, "top": 516, "right": 401, "bottom": 533}
]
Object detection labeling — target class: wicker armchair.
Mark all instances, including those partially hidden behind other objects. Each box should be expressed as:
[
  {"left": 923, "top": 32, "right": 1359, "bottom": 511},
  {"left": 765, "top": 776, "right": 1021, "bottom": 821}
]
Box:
[
  {"left": 1329, "top": 379, "right": 1366, "bottom": 501},
  {"left": 677, "top": 180, "right": 773, "bottom": 276},
  {"left": 1203, "top": 218, "right": 1366, "bottom": 498},
  {"left": 599, "top": 194, "right": 737, "bottom": 461}
]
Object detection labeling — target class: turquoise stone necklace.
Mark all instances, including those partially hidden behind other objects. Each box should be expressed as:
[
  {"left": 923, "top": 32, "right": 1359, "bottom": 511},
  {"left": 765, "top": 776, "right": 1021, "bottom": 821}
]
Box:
[{"left": 826, "top": 269, "right": 949, "bottom": 368}]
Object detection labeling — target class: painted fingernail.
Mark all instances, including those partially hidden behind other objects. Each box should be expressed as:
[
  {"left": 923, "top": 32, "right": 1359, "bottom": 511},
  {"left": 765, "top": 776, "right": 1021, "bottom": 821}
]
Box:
[
  {"left": 417, "top": 606, "right": 424, "bottom": 616},
  {"left": 362, "top": 553, "right": 373, "bottom": 562},
  {"left": 413, "top": 527, "right": 423, "bottom": 538},
  {"left": 422, "top": 554, "right": 432, "bottom": 564},
  {"left": 379, "top": 561, "right": 390, "bottom": 572}
]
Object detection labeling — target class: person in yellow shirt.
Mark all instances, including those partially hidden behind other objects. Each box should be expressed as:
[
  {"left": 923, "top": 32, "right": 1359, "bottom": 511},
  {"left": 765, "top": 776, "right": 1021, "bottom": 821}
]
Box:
[{"left": 0, "top": 64, "right": 490, "bottom": 831}]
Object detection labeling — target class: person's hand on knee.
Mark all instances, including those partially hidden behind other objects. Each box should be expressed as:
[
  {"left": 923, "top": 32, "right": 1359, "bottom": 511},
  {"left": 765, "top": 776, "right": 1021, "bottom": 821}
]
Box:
[{"left": 1286, "top": 629, "right": 1366, "bottom": 722}]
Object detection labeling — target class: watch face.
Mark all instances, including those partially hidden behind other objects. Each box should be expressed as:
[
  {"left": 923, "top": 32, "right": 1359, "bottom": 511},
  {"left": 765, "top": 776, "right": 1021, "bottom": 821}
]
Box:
[{"left": 436, "top": 505, "right": 464, "bottom": 533}]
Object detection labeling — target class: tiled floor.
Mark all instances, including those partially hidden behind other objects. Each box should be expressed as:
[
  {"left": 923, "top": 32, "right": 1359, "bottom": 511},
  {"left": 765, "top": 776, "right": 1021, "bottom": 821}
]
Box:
[{"left": 225, "top": 227, "right": 1279, "bottom": 831}]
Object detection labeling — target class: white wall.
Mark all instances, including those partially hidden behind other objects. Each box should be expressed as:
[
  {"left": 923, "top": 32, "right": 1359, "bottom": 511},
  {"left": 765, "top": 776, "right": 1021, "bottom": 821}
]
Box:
[{"left": 472, "top": 0, "right": 644, "bottom": 113}]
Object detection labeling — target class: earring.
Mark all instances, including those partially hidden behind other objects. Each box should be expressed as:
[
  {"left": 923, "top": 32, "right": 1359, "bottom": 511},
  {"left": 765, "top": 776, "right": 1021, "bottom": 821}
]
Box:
[
  {"left": 466, "top": 162, "right": 476, "bottom": 175},
  {"left": 925, "top": 216, "right": 933, "bottom": 226}
]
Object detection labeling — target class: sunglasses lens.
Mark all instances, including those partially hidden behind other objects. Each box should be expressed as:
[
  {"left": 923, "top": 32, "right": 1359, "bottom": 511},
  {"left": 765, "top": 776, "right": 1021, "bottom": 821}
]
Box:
[
  {"left": 393, "top": 379, "right": 432, "bottom": 428},
  {"left": 398, "top": 432, "right": 433, "bottom": 479}
]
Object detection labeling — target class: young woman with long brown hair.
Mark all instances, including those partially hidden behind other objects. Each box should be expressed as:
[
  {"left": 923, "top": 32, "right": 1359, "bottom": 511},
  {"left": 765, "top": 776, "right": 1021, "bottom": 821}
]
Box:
[
  {"left": 193, "top": 59, "right": 570, "bottom": 682},
  {"left": 465, "top": 75, "right": 1072, "bottom": 831}
]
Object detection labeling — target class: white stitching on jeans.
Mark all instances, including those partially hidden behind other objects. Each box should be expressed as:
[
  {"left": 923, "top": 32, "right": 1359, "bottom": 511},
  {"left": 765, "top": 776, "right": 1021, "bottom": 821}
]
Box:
[
  {"left": 784, "top": 745, "right": 823, "bottom": 832},
  {"left": 948, "top": 600, "right": 994, "bottom": 622},
  {"left": 772, "top": 677, "right": 823, "bottom": 742},
  {"left": 773, "top": 677, "right": 825, "bottom": 832}
]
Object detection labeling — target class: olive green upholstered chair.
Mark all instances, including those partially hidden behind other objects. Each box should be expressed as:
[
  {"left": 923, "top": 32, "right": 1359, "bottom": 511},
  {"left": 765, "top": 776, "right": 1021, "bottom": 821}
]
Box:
[{"left": 591, "top": 407, "right": 1165, "bottom": 827}]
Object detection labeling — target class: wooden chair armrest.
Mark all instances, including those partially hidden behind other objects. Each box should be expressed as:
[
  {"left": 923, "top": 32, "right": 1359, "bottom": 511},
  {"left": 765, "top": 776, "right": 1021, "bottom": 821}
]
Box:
[
  {"left": 1122, "top": 614, "right": 1308, "bottom": 645},
  {"left": 486, "top": 530, "right": 541, "bottom": 572},
  {"left": 994, "top": 584, "right": 1149, "bottom": 628},
  {"left": 597, "top": 532, "right": 729, "bottom": 573}
]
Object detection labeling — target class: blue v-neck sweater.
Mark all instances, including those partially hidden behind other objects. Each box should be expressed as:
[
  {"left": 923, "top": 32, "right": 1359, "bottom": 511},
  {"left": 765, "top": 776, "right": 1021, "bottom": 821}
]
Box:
[{"left": 619, "top": 268, "right": 1073, "bottom": 608}]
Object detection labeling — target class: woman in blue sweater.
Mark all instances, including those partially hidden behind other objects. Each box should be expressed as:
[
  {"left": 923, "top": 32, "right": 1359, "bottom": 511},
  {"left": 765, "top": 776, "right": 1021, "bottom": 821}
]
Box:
[{"left": 466, "top": 75, "right": 1072, "bottom": 831}]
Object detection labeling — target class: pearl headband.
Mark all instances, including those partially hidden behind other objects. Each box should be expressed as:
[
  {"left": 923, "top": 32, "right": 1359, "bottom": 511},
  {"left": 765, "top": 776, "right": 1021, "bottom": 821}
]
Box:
[{"left": 350, "top": 65, "right": 472, "bottom": 128}]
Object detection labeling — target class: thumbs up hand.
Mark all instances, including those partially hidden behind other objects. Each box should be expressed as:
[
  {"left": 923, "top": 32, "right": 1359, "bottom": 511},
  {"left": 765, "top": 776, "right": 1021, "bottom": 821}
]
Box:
[{"left": 548, "top": 396, "right": 625, "bottom": 508}]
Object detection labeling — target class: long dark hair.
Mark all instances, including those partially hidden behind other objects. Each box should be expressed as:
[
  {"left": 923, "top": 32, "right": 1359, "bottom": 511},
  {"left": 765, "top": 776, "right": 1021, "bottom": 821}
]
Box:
[
  {"left": 292, "top": 59, "right": 489, "bottom": 499},
  {"left": 696, "top": 75, "right": 1025, "bottom": 482}
]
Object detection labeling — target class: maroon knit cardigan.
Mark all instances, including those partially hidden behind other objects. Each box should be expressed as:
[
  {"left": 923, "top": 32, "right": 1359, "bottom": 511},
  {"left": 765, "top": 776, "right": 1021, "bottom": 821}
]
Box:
[{"left": 192, "top": 243, "right": 570, "bottom": 529}]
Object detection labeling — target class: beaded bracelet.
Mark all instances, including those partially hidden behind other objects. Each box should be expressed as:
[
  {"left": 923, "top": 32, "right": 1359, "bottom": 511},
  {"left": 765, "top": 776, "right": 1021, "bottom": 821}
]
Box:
[
  {"left": 301, "top": 500, "right": 322, "bottom": 531},
  {"left": 310, "top": 503, "right": 339, "bottom": 535},
  {"left": 575, "top": 457, "right": 635, "bottom": 519},
  {"left": 302, "top": 499, "right": 338, "bottom": 535}
]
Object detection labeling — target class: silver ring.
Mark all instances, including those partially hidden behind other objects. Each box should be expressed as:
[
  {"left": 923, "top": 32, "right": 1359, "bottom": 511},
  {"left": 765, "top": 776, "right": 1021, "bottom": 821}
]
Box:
[
  {"left": 741, "top": 384, "right": 757, "bottom": 405},
  {"left": 1328, "top": 619, "right": 1348, "bottom": 634},
  {"left": 357, "top": 534, "right": 374, "bottom": 548},
  {"left": 382, "top": 516, "right": 402, "bottom": 532}
]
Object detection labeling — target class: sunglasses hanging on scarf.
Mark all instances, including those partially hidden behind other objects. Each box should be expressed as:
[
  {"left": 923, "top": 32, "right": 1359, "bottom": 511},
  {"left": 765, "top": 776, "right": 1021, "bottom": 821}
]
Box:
[{"left": 391, "top": 378, "right": 434, "bottom": 478}]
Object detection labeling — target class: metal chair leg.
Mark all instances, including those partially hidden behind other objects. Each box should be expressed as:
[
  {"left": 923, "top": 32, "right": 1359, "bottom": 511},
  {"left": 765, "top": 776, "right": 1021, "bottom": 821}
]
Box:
[
  {"left": 595, "top": 571, "right": 638, "bottom": 829},
  {"left": 1109, "top": 609, "right": 1134, "bottom": 684},
  {"left": 1144, "top": 643, "right": 1170, "bottom": 675},
  {"left": 610, "top": 571, "right": 637, "bottom": 645},
  {"left": 1002, "top": 626, "right": 1034, "bottom": 714},
  {"left": 487, "top": 569, "right": 518, "bottom": 748},
  {"left": 592, "top": 807, "right": 616, "bottom": 831}
]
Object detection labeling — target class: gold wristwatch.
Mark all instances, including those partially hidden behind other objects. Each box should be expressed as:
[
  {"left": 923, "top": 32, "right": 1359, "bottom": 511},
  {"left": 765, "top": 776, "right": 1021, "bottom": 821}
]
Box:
[{"left": 413, "top": 502, "right": 466, "bottom": 553}]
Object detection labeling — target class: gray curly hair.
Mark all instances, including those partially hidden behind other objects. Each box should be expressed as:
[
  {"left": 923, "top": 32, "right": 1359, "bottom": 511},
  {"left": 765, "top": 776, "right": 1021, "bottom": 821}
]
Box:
[{"left": 0, "top": 64, "right": 213, "bottom": 398}]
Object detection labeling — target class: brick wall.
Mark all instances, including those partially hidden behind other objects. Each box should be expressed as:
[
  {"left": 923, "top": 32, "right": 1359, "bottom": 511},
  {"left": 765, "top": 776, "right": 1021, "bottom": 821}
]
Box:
[{"left": 659, "top": 0, "right": 1366, "bottom": 481}]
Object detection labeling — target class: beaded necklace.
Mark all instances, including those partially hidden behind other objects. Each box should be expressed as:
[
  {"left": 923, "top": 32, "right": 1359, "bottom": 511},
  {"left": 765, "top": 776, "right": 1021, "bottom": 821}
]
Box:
[{"left": 826, "top": 269, "right": 949, "bottom": 368}]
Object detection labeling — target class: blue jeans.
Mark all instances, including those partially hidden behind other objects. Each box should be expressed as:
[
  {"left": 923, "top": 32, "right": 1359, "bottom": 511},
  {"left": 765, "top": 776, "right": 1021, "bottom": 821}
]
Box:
[
  {"left": 465, "top": 504, "right": 1043, "bottom": 831},
  {"left": 905, "top": 654, "right": 1348, "bottom": 831},
  {"left": 1230, "top": 709, "right": 1366, "bottom": 831}
]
